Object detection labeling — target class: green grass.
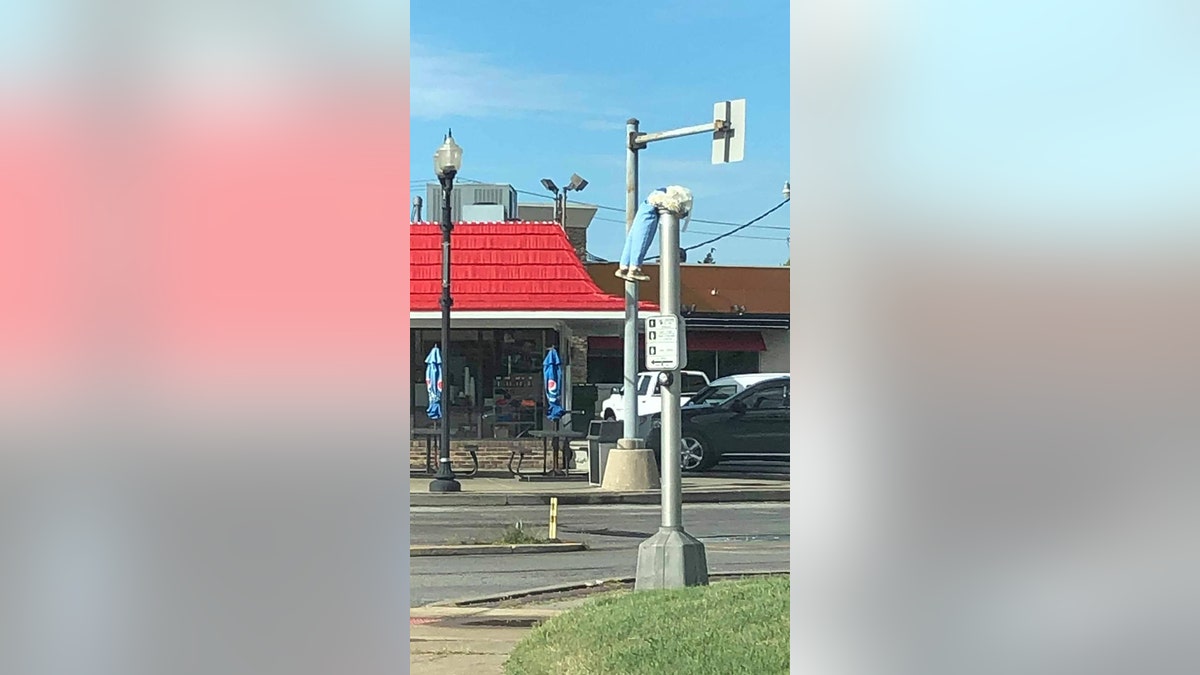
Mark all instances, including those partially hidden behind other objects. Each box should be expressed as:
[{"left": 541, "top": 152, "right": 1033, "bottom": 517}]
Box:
[
  {"left": 504, "top": 576, "right": 790, "bottom": 675},
  {"left": 463, "top": 522, "right": 557, "bottom": 546}
]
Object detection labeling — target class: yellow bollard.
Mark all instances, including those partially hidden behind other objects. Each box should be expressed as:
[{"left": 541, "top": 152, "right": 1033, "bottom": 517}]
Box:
[{"left": 549, "top": 497, "right": 558, "bottom": 541}]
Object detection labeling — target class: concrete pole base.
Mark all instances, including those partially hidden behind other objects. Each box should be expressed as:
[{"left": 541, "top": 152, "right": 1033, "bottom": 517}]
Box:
[
  {"left": 634, "top": 527, "right": 709, "bottom": 590},
  {"left": 599, "top": 438, "right": 660, "bottom": 491}
]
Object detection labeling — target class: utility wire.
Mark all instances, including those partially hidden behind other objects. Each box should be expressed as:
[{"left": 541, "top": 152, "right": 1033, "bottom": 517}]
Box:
[
  {"left": 645, "top": 198, "right": 791, "bottom": 262},
  {"left": 589, "top": 215, "right": 787, "bottom": 242},
  {"left": 411, "top": 176, "right": 791, "bottom": 249},
  {"left": 588, "top": 201, "right": 790, "bottom": 231},
  {"left": 448, "top": 176, "right": 792, "bottom": 234},
  {"left": 679, "top": 198, "right": 791, "bottom": 251}
]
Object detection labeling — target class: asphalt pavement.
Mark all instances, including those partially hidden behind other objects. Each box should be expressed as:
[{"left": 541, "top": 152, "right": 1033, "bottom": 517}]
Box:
[{"left": 409, "top": 502, "right": 790, "bottom": 606}]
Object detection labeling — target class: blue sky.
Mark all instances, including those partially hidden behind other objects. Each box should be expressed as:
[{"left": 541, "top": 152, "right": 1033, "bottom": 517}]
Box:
[
  {"left": 410, "top": 0, "right": 793, "bottom": 266},
  {"left": 6, "top": 2, "right": 1195, "bottom": 256},
  {"left": 854, "top": 0, "right": 1200, "bottom": 237}
]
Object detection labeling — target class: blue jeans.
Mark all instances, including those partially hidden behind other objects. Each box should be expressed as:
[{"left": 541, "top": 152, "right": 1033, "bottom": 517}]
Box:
[{"left": 619, "top": 198, "right": 660, "bottom": 269}]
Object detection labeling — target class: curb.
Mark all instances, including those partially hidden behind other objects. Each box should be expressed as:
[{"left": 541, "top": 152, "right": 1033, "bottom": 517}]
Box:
[
  {"left": 410, "top": 542, "right": 587, "bottom": 557},
  {"left": 427, "top": 569, "right": 789, "bottom": 607},
  {"left": 410, "top": 606, "right": 565, "bottom": 620},
  {"left": 410, "top": 488, "right": 789, "bottom": 507}
]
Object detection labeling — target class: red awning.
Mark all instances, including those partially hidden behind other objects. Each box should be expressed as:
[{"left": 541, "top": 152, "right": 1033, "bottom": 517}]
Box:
[{"left": 588, "top": 331, "right": 766, "bottom": 352}]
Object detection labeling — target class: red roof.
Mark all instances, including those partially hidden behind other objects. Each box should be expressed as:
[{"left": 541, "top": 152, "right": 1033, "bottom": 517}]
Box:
[{"left": 410, "top": 222, "right": 656, "bottom": 312}]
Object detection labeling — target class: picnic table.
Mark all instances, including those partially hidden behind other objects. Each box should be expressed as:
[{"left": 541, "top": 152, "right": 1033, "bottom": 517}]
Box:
[
  {"left": 516, "top": 428, "right": 587, "bottom": 478},
  {"left": 412, "top": 427, "right": 478, "bottom": 477}
]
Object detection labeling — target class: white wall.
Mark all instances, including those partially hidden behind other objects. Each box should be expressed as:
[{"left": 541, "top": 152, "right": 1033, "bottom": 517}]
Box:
[{"left": 759, "top": 329, "right": 790, "bottom": 373}]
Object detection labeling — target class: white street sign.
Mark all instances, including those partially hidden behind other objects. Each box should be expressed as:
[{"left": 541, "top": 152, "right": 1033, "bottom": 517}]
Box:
[
  {"left": 645, "top": 314, "right": 687, "bottom": 371},
  {"left": 712, "top": 98, "right": 746, "bottom": 164}
]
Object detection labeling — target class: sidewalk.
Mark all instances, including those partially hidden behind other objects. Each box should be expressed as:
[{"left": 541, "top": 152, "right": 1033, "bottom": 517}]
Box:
[
  {"left": 410, "top": 604, "right": 576, "bottom": 674},
  {"left": 409, "top": 473, "right": 789, "bottom": 506}
]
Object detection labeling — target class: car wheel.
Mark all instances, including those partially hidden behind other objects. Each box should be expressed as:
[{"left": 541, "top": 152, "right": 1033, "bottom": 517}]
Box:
[
  {"left": 602, "top": 409, "right": 616, "bottom": 421},
  {"left": 680, "top": 432, "right": 717, "bottom": 471}
]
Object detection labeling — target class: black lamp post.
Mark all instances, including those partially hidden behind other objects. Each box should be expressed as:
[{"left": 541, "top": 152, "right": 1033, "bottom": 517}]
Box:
[{"left": 430, "top": 130, "right": 463, "bottom": 493}]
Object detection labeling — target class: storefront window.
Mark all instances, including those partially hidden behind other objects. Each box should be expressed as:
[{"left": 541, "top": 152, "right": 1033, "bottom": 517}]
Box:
[
  {"left": 685, "top": 351, "right": 716, "bottom": 380},
  {"left": 411, "top": 327, "right": 560, "bottom": 438},
  {"left": 585, "top": 343, "right": 763, "bottom": 384},
  {"left": 717, "top": 351, "right": 760, "bottom": 377}
]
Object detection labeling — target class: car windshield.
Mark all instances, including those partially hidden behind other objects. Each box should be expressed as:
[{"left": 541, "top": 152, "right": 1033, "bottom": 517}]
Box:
[
  {"left": 726, "top": 380, "right": 789, "bottom": 410},
  {"left": 681, "top": 373, "right": 708, "bottom": 394},
  {"left": 637, "top": 375, "right": 653, "bottom": 396},
  {"left": 686, "top": 384, "right": 739, "bottom": 407}
]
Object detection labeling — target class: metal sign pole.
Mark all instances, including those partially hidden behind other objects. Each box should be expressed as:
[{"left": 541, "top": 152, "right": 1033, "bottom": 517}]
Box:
[
  {"left": 623, "top": 118, "right": 641, "bottom": 440},
  {"left": 658, "top": 212, "right": 684, "bottom": 530},
  {"left": 635, "top": 208, "right": 709, "bottom": 590},
  {"left": 601, "top": 118, "right": 661, "bottom": 494}
]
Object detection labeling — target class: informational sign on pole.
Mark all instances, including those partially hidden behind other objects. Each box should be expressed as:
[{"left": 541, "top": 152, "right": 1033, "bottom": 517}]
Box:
[
  {"left": 711, "top": 99, "right": 746, "bottom": 164},
  {"left": 645, "top": 313, "right": 687, "bottom": 371}
]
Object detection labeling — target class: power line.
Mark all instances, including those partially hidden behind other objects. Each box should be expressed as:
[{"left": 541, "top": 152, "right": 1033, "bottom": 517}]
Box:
[
  {"left": 415, "top": 175, "right": 791, "bottom": 245},
  {"left": 644, "top": 198, "right": 792, "bottom": 262},
  {"left": 588, "top": 201, "right": 790, "bottom": 231},
  {"left": 590, "top": 215, "right": 788, "bottom": 242},
  {"left": 677, "top": 198, "right": 791, "bottom": 251},
  {"left": 450, "top": 176, "right": 791, "bottom": 234}
]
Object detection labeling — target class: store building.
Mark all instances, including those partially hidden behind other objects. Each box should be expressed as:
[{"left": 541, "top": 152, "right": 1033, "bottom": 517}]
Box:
[
  {"left": 409, "top": 221, "right": 654, "bottom": 440},
  {"left": 585, "top": 263, "right": 790, "bottom": 386}
]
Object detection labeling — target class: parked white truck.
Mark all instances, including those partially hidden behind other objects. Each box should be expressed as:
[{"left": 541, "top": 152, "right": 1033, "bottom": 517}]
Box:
[{"left": 599, "top": 370, "right": 711, "bottom": 426}]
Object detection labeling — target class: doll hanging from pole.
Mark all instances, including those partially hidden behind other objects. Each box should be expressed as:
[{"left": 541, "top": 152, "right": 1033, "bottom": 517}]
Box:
[{"left": 614, "top": 185, "right": 693, "bottom": 282}]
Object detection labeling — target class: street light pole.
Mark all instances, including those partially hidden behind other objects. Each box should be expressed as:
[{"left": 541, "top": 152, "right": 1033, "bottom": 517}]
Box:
[{"left": 430, "top": 131, "right": 463, "bottom": 493}]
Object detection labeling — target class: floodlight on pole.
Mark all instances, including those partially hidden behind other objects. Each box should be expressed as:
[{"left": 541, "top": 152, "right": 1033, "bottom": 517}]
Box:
[
  {"left": 567, "top": 173, "right": 588, "bottom": 192},
  {"left": 543, "top": 173, "right": 588, "bottom": 228}
]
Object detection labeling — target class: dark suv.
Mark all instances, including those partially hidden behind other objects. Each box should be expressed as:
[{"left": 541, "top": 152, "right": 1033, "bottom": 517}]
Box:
[{"left": 646, "top": 376, "right": 790, "bottom": 471}]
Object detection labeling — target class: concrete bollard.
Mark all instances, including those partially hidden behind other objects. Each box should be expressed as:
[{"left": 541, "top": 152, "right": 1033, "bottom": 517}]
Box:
[{"left": 600, "top": 438, "right": 660, "bottom": 491}]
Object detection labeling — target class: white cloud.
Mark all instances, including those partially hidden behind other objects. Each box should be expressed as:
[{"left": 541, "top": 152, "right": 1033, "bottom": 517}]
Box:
[{"left": 411, "top": 40, "right": 590, "bottom": 119}]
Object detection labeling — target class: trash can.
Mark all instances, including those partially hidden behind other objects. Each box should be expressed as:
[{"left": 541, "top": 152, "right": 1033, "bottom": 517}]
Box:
[{"left": 587, "top": 420, "right": 623, "bottom": 486}]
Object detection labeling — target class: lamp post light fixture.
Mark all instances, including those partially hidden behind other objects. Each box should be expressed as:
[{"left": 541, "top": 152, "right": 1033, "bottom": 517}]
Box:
[
  {"left": 541, "top": 173, "right": 588, "bottom": 228},
  {"left": 430, "top": 130, "right": 464, "bottom": 493},
  {"left": 782, "top": 180, "right": 791, "bottom": 200}
]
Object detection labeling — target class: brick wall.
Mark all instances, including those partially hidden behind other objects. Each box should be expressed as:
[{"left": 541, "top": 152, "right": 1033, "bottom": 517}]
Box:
[
  {"left": 410, "top": 439, "right": 547, "bottom": 472},
  {"left": 568, "top": 334, "right": 588, "bottom": 383},
  {"left": 565, "top": 226, "right": 588, "bottom": 262}
]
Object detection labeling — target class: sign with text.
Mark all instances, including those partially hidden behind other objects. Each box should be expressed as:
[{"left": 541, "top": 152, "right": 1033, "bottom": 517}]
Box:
[{"left": 644, "top": 314, "right": 687, "bottom": 371}]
